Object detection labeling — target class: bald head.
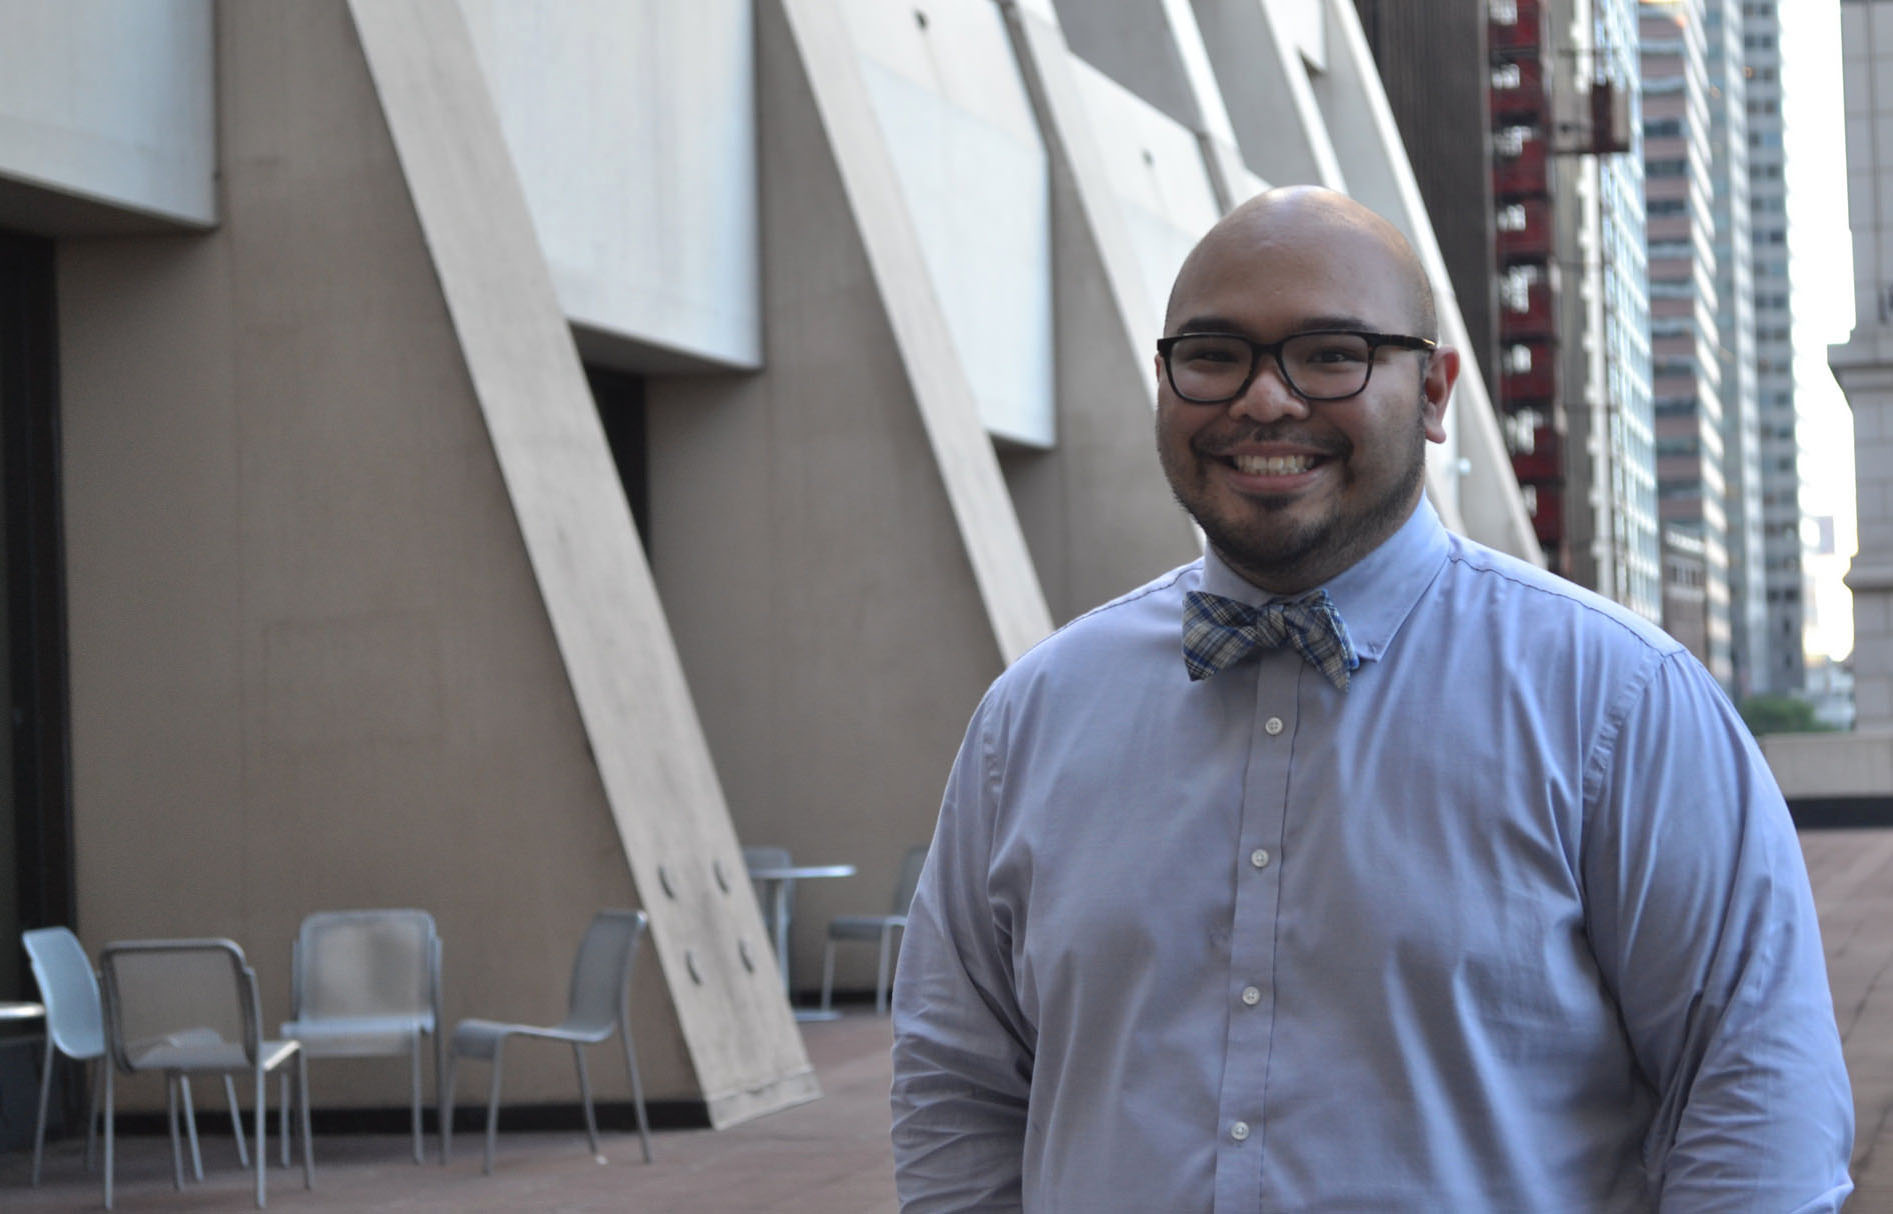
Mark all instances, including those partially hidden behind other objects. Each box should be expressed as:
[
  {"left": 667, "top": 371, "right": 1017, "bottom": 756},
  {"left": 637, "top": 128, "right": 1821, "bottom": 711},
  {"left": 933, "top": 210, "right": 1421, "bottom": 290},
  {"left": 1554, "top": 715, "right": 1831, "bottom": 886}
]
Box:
[{"left": 1165, "top": 186, "right": 1438, "bottom": 341}]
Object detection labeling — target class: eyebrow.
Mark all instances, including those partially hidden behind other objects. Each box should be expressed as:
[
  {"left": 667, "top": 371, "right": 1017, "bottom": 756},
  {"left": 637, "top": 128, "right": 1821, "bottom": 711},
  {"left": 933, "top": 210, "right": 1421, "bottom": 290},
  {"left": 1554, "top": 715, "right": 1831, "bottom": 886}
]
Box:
[{"left": 1172, "top": 314, "right": 1377, "bottom": 337}]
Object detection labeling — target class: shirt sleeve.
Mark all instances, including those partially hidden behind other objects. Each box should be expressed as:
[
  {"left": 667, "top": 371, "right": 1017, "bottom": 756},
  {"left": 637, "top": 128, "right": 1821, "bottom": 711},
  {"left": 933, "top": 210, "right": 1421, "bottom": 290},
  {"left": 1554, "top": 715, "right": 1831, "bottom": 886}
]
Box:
[
  {"left": 890, "top": 693, "right": 1035, "bottom": 1213},
  {"left": 1581, "top": 650, "right": 1854, "bottom": 1211}
]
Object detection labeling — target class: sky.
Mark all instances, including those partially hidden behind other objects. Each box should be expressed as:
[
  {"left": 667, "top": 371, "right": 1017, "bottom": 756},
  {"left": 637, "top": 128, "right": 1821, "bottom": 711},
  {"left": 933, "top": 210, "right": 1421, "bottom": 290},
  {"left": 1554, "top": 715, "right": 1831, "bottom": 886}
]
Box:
[{"left": 1778, "top": 0, "right": 1857, "bottom": 662}]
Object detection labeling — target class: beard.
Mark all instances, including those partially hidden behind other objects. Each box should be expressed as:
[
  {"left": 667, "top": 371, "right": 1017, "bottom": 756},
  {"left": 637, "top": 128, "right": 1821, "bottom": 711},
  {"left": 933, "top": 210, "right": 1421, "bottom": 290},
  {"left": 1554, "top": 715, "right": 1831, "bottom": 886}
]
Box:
[{"left": 1163, "top": 400, "right": 1430, "bottom": 591}]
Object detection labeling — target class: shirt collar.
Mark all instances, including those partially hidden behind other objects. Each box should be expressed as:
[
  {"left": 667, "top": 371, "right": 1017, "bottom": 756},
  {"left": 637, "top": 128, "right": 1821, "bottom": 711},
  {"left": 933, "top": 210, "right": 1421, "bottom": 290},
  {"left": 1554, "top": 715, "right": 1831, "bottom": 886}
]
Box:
[{"left": 1196, "top": 496, "right": 1450, "bottom": 664}]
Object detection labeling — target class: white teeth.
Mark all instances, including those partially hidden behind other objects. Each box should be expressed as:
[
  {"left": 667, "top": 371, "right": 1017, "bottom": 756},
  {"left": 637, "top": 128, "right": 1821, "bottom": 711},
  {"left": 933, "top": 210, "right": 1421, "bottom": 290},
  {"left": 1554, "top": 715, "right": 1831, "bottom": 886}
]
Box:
[{"left": 1233, "top": 453, "right": 1317, "bottom": 476}]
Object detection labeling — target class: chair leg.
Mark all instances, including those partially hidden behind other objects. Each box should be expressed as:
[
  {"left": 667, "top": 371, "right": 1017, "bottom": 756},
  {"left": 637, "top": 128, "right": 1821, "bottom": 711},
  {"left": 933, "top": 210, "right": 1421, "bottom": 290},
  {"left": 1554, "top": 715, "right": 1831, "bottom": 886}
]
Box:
[
  {"left": 30, "top": 1036, "right": 53, "bottom": 1187},
  {"left": 433, "top": 1028, "right": 447, "bottom": 1163},
  {"left": 482, "top": 1040, "right": 506, "bottom": 1177},
  {"left": 279, "top": 1070, "right": 289, "bottom": 1168},
  {"left": 87, "top": 1057, "right": 105, "bottom": 1174},
  {"left": 572, "top": 1043, "right": 600, "bottom": 1159},
  {"left": 223, "top": 1074, "right": 250, "bottom": 1168},
  {"left": 409, "top": 1030, "right": 423, "bottom": 1164},
  {"left": 103, "top": 1063, "right": 115, "bottom": 1211},
  {"left": 184, "top": 1075, "right": 208, "bottom": 1182},
  {"left": 441, "top": 1052, "right": 458, "bottom": 1164},
  {"left": 166, "top": 1075, "right": 186, "bottom": 1189},
  {"left": 620, "top": 1010, "right": 652, "bottom": 1164},
  {"left": 297, "top": 1051, "right": 314, "bottom": 1191},
  {"left": 876, "top": 927, "right": 895, "bottom": 1017},
  {"left": 254, "top": 1066, "right": 268, "bottom": 1209},
  {"left": 821, "top": 938, "right": 837, "bottom": 1012}
]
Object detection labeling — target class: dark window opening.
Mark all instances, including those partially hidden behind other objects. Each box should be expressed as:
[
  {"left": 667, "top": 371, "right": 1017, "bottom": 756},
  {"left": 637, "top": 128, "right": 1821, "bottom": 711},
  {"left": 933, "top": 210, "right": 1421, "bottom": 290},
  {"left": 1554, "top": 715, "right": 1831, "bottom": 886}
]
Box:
[
  {"left": 0, "top": 228, "right": 74, "bottom": 1149},
  {"left": 585, "top": 366, "right": 651, "bottom": 555}
]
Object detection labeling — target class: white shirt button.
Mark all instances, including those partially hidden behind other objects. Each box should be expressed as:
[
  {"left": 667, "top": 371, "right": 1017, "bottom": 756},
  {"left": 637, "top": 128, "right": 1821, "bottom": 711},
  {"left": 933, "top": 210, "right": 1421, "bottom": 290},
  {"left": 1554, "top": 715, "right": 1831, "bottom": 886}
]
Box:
[
  {"left": 1264, "top": 716, "right": 1285, "bottom": 736},
  {"left": 1230, "top": 1120, "right": 1251, "bottom": 1142},
  {"left": 1241, "top": 985, "right": 1262, "bottom": 1006},
  {"left": 1250, "top": 848, "right": 1271, "bottom": 869}
]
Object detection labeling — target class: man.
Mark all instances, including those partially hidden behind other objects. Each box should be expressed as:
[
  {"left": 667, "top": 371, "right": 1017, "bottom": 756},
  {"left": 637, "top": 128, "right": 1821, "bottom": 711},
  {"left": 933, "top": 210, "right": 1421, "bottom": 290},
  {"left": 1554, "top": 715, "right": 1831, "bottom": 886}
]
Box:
[{"left": 889, "top": 187, "right": 1853, "bottom": 1211}]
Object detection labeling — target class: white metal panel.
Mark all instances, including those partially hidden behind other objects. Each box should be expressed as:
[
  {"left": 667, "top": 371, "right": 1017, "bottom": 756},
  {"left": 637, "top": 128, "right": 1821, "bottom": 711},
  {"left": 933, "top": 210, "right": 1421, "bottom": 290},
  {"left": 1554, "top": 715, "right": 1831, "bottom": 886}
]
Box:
[
  {"left": 842, "top": 0, "right": 1056, "bottom": 448},
  {"left": 458, "top": 0, "right": 761, "bottom": 369},
  {"left": 0, "top": 0, "right": 214, "bottom": 226}
]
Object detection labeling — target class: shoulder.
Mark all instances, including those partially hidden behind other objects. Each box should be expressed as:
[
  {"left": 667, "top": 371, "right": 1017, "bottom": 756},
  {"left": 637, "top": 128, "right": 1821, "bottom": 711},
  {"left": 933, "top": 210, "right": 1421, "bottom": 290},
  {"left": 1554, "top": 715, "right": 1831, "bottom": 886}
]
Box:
[{"left": 1436, "top": 532, "right": 1683, "bottom": 660}]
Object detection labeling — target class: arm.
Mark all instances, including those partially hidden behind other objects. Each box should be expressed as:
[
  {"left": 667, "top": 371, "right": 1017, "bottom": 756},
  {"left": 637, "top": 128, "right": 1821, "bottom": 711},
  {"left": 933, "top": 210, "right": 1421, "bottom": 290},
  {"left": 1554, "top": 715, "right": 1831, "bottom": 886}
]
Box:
[
  {"left": 890, "top": 697, "right": 1035, "bottom": 1213},
  {"left": 1583, "top": 651, "right": 1853, "bottom": 1211}
]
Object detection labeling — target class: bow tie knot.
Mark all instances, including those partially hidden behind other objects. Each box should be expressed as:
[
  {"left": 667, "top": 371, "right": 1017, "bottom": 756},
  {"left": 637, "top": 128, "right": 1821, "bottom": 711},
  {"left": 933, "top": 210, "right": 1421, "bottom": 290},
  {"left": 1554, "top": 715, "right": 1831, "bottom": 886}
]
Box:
[{"left": 1182, "top": 589, "right": 1359, "bottom": 690}]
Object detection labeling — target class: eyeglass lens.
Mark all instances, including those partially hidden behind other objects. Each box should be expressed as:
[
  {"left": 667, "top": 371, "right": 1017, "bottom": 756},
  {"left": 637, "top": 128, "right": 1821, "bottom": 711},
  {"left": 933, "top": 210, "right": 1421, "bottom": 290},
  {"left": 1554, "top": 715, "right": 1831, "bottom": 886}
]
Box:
[{"left": 1167, "top": 332, "right": 1377, "bottom": 402}]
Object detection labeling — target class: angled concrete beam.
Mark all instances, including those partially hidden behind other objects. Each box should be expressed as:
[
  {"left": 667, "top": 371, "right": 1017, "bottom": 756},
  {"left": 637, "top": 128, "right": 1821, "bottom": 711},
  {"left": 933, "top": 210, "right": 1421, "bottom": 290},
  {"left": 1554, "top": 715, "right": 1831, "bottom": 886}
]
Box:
[
  {"left": 998, "top": 0, "right": 1204, "bottom": 619},
  {"left": 1190, "top": 0, "right": 1349, "bottom": 190},
  {"left": 347, "top": 0, "right": 816, "bottom": 1127},
  {"left": 778, "top": 0, "right": 1054, "bottom": 663}
]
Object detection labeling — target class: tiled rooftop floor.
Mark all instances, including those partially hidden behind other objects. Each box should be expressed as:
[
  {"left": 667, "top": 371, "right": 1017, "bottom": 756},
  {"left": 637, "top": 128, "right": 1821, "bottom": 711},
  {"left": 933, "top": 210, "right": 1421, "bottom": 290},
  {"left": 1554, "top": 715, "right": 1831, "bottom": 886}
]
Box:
[
  {"left": 7, "top": 827, "right": 1893, "bottom": 1211},
  {"left": 0, "top": 1010, "right": 898, "bottom": 1212}
]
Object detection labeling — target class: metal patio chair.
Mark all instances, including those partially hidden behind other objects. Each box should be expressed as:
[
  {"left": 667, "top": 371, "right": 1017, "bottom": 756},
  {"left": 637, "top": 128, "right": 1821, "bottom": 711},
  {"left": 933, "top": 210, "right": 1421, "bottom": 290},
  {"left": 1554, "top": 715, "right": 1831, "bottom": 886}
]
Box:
[
  {"left": 24, "top": 926, "right": 250, "bottom": 1189},
  {"left": 819, "top": 844, "right": 929, "bottom": 1015},
  {"left": 278, "top": 908, "right": 442, "bottom": 1165},
  {"left": 442, "top": 909, "right": 653, "bottom": 1175},
  {"left": 99, "top": 938, "right": 313, "bottom": 1209}
]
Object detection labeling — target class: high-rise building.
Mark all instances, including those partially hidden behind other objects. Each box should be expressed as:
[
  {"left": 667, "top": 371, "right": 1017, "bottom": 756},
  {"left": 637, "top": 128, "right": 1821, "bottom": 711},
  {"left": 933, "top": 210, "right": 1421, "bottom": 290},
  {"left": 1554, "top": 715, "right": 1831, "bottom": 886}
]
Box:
[
  {"left": 1743, "top": 0, "right": 1806, "bottom": 694},
  {"left": 1354, "top": 0, "right": 1660, "bottom": 621},
  {"left": 1642, "top": 0, "right": 1735, "bottom": 685},
  {"left": 1488, "top": 0, "right": 1572, "bottom": 572},
  {"left": 1705, "top": 0, "right": 1769, "bottom": 698},
  {"left": 1561, "top": 0, "right": 1662, "bottom": 621}
]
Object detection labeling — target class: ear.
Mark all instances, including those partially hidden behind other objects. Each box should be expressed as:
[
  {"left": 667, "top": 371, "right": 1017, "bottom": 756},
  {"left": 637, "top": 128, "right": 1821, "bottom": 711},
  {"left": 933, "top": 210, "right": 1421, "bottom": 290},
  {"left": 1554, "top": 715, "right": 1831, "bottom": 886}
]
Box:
[{"left": 1420, "top": 345, "right": 1459, "bottom": 444}]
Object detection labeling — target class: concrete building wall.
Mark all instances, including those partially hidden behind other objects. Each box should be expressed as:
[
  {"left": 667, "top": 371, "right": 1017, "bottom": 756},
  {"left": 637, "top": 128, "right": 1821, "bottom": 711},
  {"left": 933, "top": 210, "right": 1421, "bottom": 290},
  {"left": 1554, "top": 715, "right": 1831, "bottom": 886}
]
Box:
[
  {"left": 57, "top": 0, "right": 662, "bottom": 1103},
  {"left": 1835, "top": 0, "right": 1893, "bottom": 731},
  {"left": 54, "top": 0, "right": 815, "bottom": 1121},
  {"left": 641, "top": 0, "right": 1036, "bottom": 992},
  {"left": 0, "top": 0, "right": 215, "bottom": 232}
]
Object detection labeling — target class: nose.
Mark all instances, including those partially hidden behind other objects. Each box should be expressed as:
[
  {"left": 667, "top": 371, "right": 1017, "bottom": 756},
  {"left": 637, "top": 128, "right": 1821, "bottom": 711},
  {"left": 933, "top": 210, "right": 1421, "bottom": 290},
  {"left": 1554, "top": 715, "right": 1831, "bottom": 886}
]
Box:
[{"left": 1227, "top": 354, "right": 1312, "bottom": 424}]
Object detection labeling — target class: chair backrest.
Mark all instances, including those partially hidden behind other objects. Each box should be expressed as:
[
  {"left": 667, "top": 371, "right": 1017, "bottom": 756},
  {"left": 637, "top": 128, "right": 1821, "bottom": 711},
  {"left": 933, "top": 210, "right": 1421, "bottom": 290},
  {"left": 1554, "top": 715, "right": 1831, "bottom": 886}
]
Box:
[
  {"left": 23, "top": 926, "right": 105, "bottom": 1061},
  {"left": 891, "top": 845, "right": 930, "bottom": 917},
  {"left": 561, "top": 910, "right": 648, "bottom": 1036},
  {"left": 292, "top": 908, "right": 439, "bottom": 1025},
  {"left": 99, "top": 939, "right": 259, "bottom": 1070}
]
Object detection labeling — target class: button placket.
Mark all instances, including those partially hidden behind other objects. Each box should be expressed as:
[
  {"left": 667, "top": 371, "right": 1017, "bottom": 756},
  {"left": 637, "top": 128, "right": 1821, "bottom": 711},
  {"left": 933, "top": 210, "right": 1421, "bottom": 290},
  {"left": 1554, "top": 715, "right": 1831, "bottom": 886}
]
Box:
[{"left": 1213, "top": 661, "right": 1293, "bottom": 1204}]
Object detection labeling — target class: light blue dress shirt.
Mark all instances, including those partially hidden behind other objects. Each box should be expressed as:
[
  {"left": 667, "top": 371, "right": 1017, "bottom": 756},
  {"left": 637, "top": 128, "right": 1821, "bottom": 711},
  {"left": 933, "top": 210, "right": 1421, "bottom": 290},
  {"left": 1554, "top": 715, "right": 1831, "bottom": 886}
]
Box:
[{"left": 891, "top": 500, "right": 1852, "bottom": 1212}]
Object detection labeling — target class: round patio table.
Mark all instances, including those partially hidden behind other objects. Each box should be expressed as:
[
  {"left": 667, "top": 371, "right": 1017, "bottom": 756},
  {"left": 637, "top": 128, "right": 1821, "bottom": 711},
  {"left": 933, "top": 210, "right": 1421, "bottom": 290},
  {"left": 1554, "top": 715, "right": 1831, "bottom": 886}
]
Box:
[{"left": 746, "top": 863, "right": 856, "bottom": 1020}]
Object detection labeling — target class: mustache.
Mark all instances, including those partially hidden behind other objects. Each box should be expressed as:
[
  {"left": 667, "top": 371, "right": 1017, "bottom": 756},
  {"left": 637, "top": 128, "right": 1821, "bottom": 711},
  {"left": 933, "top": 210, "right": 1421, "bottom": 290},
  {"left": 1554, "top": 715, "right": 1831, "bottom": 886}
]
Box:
[{"left": 1194, "top": 424, "right": 1351, "bottom": 460}]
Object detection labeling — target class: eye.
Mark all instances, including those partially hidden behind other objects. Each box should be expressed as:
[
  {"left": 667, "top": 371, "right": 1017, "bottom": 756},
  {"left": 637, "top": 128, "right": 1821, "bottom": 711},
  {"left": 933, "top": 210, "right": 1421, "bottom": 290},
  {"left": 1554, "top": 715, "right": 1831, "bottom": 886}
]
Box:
[
  {"left": 1303, "top": 342, "right": 1368, "bottom": 364},
  {"left": 1293, "top": 336, "right": 1372, "bottom": 365},
  {"left": 1173, "top": 337, "right": 1248, "bottom": 365}
]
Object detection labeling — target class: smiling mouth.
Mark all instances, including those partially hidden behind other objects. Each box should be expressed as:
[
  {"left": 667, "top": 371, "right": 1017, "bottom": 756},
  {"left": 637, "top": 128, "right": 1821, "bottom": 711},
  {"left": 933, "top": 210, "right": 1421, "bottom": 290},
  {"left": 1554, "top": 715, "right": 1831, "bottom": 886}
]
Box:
[{"left": 1230, "top": 453, "right": 1320, "bottom": 476}]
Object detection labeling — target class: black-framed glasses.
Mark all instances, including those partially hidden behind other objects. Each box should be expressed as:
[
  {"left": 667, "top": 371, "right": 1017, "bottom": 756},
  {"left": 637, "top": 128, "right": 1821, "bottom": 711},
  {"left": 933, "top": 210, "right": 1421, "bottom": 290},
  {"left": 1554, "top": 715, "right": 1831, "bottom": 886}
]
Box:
[{"left": 1156, "top": 329, "right": 1437, "bottom": 404}]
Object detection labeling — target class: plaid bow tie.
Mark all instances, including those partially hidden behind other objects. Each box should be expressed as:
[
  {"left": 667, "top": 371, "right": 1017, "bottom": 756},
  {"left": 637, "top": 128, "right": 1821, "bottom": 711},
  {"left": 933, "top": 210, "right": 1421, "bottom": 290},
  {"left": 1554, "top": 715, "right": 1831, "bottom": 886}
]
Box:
[{"left": 1182, "top": 589, "right": 1359, "bottom": 691}]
